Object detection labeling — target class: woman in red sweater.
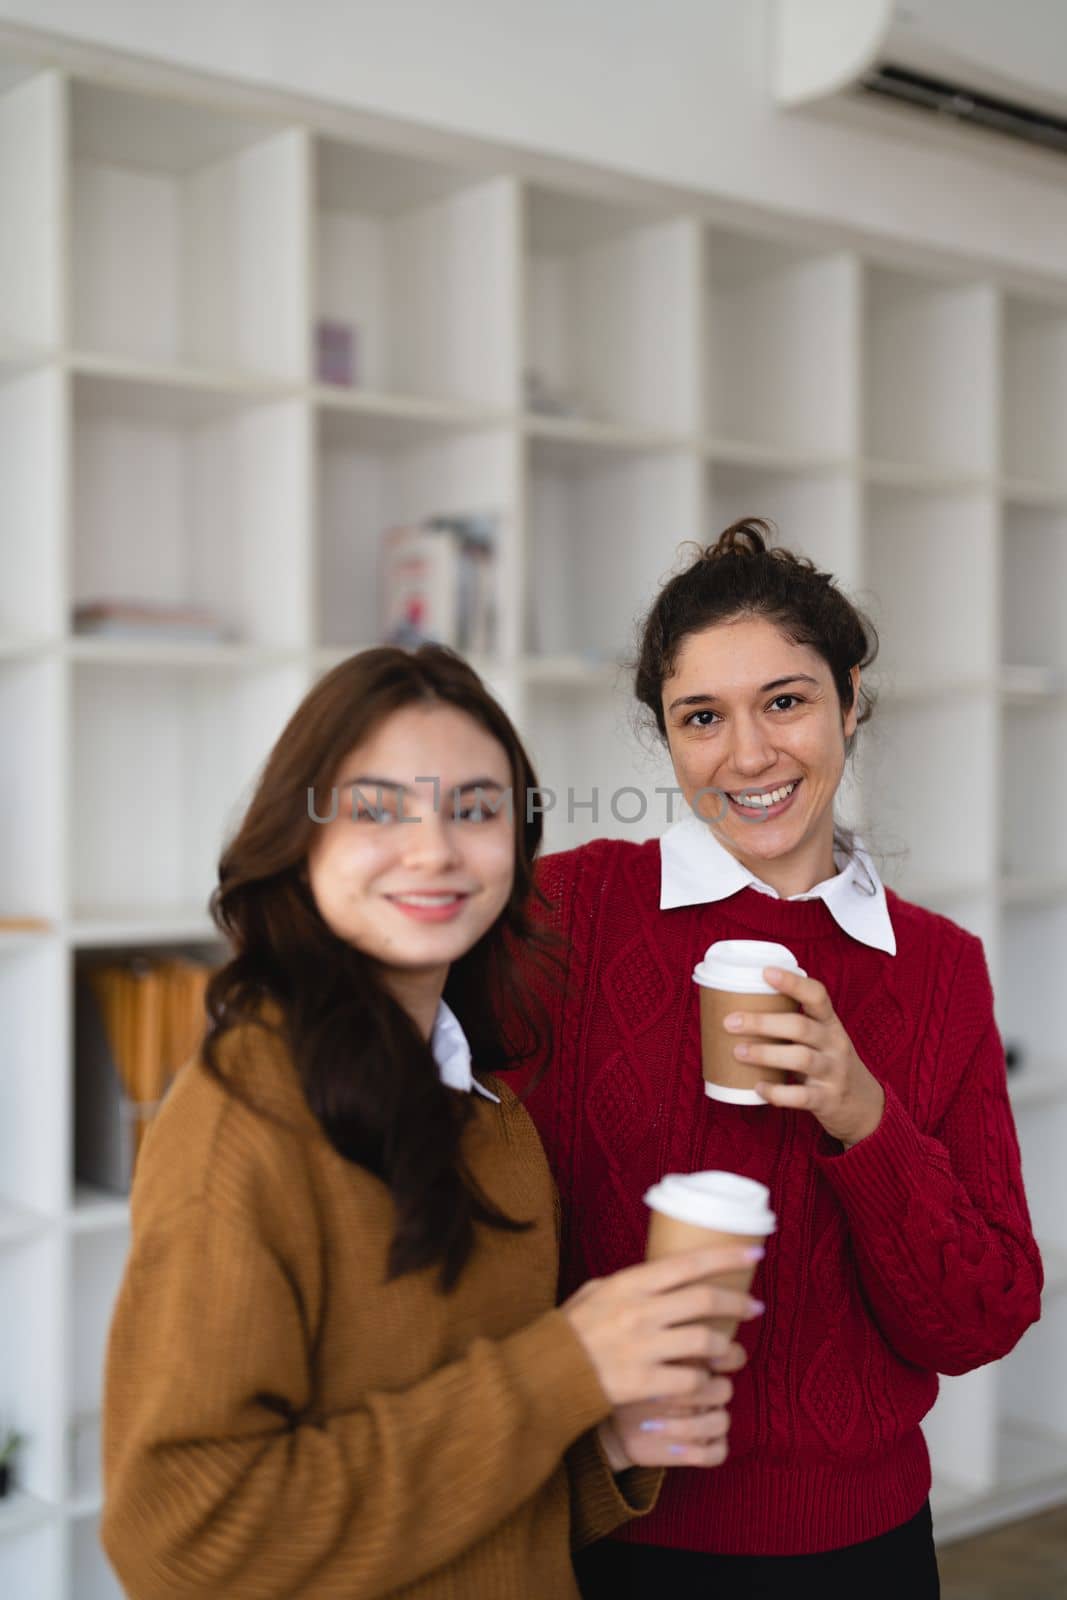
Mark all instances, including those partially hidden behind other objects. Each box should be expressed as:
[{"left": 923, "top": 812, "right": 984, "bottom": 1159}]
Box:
[{"left": 519, "top": 520, "right": 1044, "bottom": 1599}]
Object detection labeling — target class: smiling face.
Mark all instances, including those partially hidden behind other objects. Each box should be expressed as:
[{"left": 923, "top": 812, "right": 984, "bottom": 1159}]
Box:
[
  {"left": 662, "top": 615, "right": 860, "bottom": 897},
  {"left": 305, "top": 702, "right": 516, "bottom": 1020}
]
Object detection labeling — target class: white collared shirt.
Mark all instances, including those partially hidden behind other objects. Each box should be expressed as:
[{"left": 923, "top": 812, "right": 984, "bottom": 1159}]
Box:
[
  {"left": 659, "top": 813, "right": 897, "bottom": 956},
  {"left": 431, "top": 1000, "right": 501, "bottom": 1102}
]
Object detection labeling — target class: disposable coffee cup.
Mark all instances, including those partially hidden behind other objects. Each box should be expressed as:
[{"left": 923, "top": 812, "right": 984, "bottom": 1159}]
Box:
[
  {"left": 693, "top": 940, "right": 806, "bottom": 1107},
  {"left": 644, "top": 1171, "right": 776, "bottom": 1342}
]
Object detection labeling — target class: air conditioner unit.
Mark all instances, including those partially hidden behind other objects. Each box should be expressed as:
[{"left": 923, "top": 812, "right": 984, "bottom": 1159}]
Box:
[{"left": 773, "top": 0, "right": 1067, "bottom": 160}]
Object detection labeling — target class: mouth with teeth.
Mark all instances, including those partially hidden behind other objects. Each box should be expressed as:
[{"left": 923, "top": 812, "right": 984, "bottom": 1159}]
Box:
[
  {"left": 724, "top": 778, "right": 802, "bottom": 819},
  {"left": 385, "top": 891, "right": 472, "bottom": 923}
]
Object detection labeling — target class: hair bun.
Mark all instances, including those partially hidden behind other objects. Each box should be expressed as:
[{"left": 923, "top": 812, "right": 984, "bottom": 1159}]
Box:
[{"left": 703, "top": 518, "right": 773, "bottom": 561}]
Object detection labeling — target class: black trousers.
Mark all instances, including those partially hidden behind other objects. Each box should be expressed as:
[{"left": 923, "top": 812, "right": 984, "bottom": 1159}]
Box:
[{"left": 573, "top": 1498, "right": 940, "bottom": 1600}]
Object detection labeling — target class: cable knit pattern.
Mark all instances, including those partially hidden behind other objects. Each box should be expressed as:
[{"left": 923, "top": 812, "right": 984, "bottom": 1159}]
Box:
[{"left": 517, "top": 838, "right": 1044, "bottom": 1557}]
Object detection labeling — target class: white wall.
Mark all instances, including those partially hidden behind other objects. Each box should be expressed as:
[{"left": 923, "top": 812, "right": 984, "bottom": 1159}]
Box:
[{"left": 3, "top": 0, "right": 1067, "bottom": 277}]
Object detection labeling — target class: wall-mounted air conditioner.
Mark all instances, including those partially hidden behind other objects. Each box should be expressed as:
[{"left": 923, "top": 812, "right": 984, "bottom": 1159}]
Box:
[{"left": 773, "top": 0, "right": 1067, "bottom": 162}]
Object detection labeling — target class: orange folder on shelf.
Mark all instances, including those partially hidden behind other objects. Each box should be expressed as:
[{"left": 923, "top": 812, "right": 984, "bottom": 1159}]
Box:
[{"left": 78, "top": 954, "right": 215, "bottom": 1191}]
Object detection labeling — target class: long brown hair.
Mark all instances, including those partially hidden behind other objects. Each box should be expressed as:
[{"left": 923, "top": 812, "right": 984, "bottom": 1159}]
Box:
[{"left": 202, "top": 645, "right": 560, "bottom": 1291}]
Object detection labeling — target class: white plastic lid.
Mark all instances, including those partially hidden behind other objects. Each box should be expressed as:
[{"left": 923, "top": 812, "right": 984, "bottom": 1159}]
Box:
[
  {"left": 643, "top": 1171, "right": 777, "bottom": 1236},
  {"left": 692, "top": 939, "right": 805, "bottom": 993}
]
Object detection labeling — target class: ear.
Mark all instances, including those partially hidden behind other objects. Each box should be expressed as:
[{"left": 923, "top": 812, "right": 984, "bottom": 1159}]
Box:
[{"left": 843, "top": 665, "right": 861, "bottom": 740}]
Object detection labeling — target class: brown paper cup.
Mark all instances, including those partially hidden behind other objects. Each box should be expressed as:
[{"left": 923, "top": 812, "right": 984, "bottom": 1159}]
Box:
[
  {"left": 699, "top": 986, "right": 800, "bottom": 1097},
  {"left": 645, "top": 1207, "right": 762, "bottom": 1343}
]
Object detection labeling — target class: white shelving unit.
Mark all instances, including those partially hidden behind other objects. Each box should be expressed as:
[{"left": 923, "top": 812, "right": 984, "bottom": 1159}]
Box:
[{"left": 1, "top": 27, "right": 1066, "bottom": 1596}]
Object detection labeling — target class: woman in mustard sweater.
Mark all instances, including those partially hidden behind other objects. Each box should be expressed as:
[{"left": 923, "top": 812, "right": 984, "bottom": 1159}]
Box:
[{"left": 100, "top": 645, "right": 764, "bottom": 1599}]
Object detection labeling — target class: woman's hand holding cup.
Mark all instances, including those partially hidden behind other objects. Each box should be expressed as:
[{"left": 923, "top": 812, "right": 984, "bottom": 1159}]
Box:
[
  {"left": 599, "top": 1357, "right": 747, "bottom": 1469},
  {"left": 560, "top": 1245, "right": 765, "bottom": 1409}
]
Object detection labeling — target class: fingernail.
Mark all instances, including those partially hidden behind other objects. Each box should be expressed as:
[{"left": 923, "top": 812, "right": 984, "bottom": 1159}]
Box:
[
  {"left": 724, "top": 1013, "right": 743, "bottom": 1030},
  {"left": 669, "top": 1444, "right": 686, "bottom": 1456},
  {"left": 765, "top": 967, "right": 782, "bottom": 980},
  {"left": 750, "top": 1298, "right": 766, "bottom": 1315},
  {"left": 639, "top": 1420, "right": 667, "bottom": 1433},
  {"left": 743, "top": 1246, "right": 765, "bottom": 1262}
]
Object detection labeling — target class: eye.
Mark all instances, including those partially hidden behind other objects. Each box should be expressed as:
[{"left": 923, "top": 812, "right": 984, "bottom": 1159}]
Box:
[
  {"left": 351, "top": 801, "right": 398, "bottom": 823},
  {"left": 683, "top": 709, "right": 720, "bottom": 728},
  {"left": 770, "top": 694, "right": 803, "bottom": 711},
  {"left": 453, "top": 804, "right": 497, "bottom": 823}
]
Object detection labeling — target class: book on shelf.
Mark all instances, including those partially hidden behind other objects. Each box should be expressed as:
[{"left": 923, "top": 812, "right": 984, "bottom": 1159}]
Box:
[
  {"left": 315, "top": 318, "right": 358, "bottom": 386},
  {"left": 380, "top": 513, "right": 498, "bottom": 656},
  {"left": 73, "top": 600, "right": 238, "bottom": 643},
  {"left": 75, "top": 954, "right": 216, "bottom": 1194}
]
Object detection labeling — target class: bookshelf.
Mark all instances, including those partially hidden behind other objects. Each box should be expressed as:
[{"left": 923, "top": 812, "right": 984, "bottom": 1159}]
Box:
[{"left": 1, "top": 25, "right": 1066, "bottom": 1596}]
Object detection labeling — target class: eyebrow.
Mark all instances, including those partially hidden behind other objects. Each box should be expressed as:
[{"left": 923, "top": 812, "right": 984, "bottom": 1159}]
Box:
[
  {"left": 667, "top": 675, "right": 820, "bottom": 714},
  {"left": 338, "top": 775, "right": 506, "bottom": 794}
]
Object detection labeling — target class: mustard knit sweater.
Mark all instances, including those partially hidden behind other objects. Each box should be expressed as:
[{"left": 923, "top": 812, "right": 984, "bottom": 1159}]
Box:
[{"left": 100, "top": 1004, "right": 661, "bottom": 1598}]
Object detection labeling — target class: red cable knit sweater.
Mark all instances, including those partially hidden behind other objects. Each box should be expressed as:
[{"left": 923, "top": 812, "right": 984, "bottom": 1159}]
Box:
[{"left": 516, "top": 838, "right": 1044, "bottom": 1557}]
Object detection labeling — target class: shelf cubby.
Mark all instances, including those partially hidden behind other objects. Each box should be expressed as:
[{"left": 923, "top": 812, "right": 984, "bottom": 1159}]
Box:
[
  {"left": 863, "top": 267, "right": 997, "bottom": 477},
  {"left": 0, "top": 68, "right": 63, "bottom": 350},
  {"left": 706, "top": 462, "right": 860, "bottom": 587},
  {"left": 1002, "top": 297, "right": 1067, "bottom": 492},
  {"left": 0, "top": 657, "right": 64, "bottom": 925},
  {"left": 924, "top": 1368, "right": 1001, "bottom": 1497},
  {"left": 0, "top": 1517, "right": 64, "bottom": 1600},
  {"left": 72, "top": 373, "right": 312, "bottom": 648},
  {"left": 0, "top": 367, "right": 65, "bottom": 644},
  {"left": 520, "top": 678, "right": 675, "bottom": 856},
  {"left": 525, "top": 187, "right": 699, "bottom": 433},
  {"left": 1000, "top": 1289, "right": 1067, "bottom": 1443},
  {"left": 316, "top": 140, "right": 517, "bottom": 407},
  {"left": 316, "top": 406, "right": 518, "bottom": 653},
  {"left": 70, "top": 661, "right": 309, "bottom": 924},
  {"left": 69, "top": 1516, "right": 121, "bottom": 1600},
  {"left": 999, "top": 904, "right": 1067, "bottom": 1087},
  {"left": 1001, "top": 703, "right": 1067, "bottom": 880},
  {"left": 71, "top": 80, "right": 306, "bottom": 378},
  {"left": 0, "top": 939, "right": 68, "bottom": 1218},
  {"left": 0, "top": 1232, "right": 66, "bottom": 1507},
  {"left": 863, "top": 486, "right": 998, "bottom": 681},
  {"left": 525, "top": 438, "right": 698, "bottom": 660},
  {"left": 1001, "top": 501, "right": 1067, "bottom": 675},
  {"left": 705, "top": 231, "right": 857, "bottom": 457},
  {"left": 70, "top": 1232, "right": 128, "bottom": 1508},
  {"left": 856, "top": 692, "right": 996, "bottom": 902}
]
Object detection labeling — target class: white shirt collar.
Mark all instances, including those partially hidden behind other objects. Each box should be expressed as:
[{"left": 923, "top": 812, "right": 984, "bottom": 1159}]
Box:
[
  {"left": 659, "top": 813, "right": 897, "bottom": 956},
  {"left": 431, "top": 1000, "right": 500, "bottom": 1102}
]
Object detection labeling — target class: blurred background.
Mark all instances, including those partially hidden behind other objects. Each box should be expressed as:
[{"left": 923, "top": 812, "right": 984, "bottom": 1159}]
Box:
[{"left": 1, "top": 2, "right": 1066, "bottom": 1595}]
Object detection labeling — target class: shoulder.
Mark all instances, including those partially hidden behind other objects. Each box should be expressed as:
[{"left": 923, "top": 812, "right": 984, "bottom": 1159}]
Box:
[
  {"left": 885, "top": 887, "right": 988, "bottom": 976},
  {"left": 479, "top": 1072, "right": 556, "bottom": 1159},
  {"left": 131, "top": 1005, "right": 320, "bottom": 1240},
  {"left": 535, "top": 836, "right": 661, "bottom": 905}
]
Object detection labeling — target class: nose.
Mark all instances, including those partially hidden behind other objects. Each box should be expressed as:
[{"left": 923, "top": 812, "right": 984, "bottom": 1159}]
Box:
[
  {"left": 400, "top": 808, "right": 461, "bottom": 872},
  {"left": 727, "top": 713, "right": 777, "bottom": 778}
]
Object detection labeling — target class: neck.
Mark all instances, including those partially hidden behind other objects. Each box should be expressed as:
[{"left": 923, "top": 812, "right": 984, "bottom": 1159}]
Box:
[
  {"left": 382, "top": 965, "right": 449, "bottom": 1041},
  {"left": 721, "top": 830, "right": 839, "bottom": 900}
]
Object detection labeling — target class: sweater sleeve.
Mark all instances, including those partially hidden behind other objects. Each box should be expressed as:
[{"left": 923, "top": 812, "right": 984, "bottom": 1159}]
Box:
[
  {"left": 565, "top": 1428, "right": 663, "bottom": 1549},
  {"left": 101, "top": 1198, "right": 613, "bottom": 1600},
  {"left": 547, "top": 1181, "right": 665, "bottom": 1545},
  {"left": 814, "top": 933, "right": 1044, "bottom": 1376}
]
